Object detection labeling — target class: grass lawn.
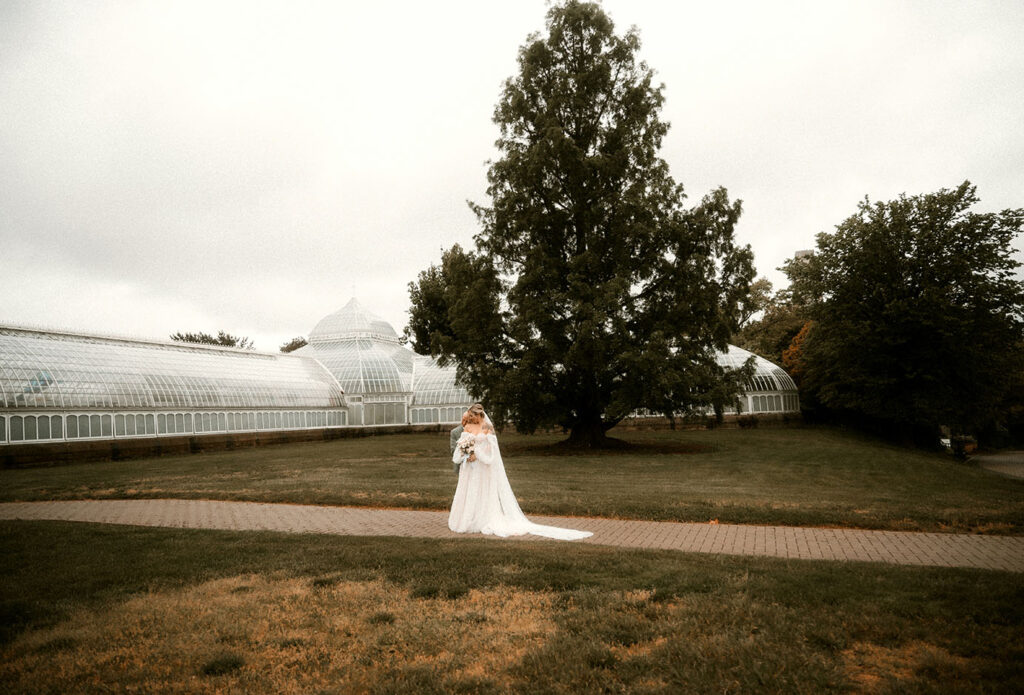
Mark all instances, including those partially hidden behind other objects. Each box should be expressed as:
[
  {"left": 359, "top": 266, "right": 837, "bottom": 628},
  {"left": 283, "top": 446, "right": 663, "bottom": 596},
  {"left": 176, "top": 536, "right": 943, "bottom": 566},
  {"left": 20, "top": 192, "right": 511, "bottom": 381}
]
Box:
[
  {"left": 1, "top": 520, "right": 1021, "bottom": 694},
  {"left": 2, "top": 425, "right": 1022, "bottom": 533}
]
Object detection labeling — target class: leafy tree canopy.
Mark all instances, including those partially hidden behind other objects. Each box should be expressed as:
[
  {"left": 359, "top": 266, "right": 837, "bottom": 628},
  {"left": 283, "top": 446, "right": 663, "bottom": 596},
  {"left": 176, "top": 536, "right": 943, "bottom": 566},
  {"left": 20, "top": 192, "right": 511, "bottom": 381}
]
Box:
[
  {"left": 407, "top": 1, "right": 755, "bottom": 446},
  {"left": 169, "top": 330, "right": 254, "bottom": 350},
  {"left": 783, "top": 181, "right": 1024, "bottom": 441},
  {"left": 734, "top": 288, "right": 810, "bottom": 367},
  {"left": 279, "top": 337, "right": 308, "bottom": 353},
  {"left": 737, "top": 277, "right": 774, "bottom": 328}
]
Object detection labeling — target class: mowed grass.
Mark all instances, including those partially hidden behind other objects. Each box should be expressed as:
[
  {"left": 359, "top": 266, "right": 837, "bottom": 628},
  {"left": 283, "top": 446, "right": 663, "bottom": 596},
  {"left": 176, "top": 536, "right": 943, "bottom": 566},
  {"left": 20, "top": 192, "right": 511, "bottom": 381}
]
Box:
[
  {"left": 3, "top": 426, "right": 1022, "bottom": 533},
  {"left": 1, "top": 521, "right": 1022, "bottom": 694}
]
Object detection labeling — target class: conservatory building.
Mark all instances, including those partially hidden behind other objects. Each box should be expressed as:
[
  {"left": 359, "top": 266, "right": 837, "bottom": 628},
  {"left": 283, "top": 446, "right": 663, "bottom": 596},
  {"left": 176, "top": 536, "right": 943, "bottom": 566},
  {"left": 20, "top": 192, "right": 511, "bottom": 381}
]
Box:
[{"left": 0, "top": 298, "right": 797, "bottom": 451}]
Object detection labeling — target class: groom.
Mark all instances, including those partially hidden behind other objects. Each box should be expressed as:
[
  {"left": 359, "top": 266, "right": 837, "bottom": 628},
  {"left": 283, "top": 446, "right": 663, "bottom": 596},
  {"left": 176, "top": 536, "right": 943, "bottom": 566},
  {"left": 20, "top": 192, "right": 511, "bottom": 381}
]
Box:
[{"left": 449, "top": 402, "right": 485, "bottom": 475}]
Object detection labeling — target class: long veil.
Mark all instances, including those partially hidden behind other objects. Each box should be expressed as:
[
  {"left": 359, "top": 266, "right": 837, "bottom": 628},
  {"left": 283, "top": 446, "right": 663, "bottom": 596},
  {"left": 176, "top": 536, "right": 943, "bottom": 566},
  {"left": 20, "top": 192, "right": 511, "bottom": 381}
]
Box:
[{"left": 473, "top": 412, "right": 592, "bottom": 541}]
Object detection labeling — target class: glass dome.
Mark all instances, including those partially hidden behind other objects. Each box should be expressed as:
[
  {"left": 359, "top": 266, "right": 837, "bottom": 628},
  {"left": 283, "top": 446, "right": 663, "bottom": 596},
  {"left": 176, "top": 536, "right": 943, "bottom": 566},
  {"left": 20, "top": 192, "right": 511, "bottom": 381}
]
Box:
[
  {"left": 299, "top": 298, "right": 474, "bottom": 425},
  {"left": 297, "top": 298, "right": 414, "bottom": 397},
  {"left": 300, "top": 339, "right": 412, "bottom": 395},
  {"left": 309, "top": 298, "right": 399, "bottom": 344}
]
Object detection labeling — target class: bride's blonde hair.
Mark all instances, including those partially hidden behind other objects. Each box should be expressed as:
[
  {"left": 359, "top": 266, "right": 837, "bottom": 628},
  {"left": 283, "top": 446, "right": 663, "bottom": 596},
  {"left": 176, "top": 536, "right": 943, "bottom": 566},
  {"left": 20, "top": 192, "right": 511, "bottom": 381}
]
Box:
[{"left": 461, "top": 410, "right": 483, "bottom": 427}]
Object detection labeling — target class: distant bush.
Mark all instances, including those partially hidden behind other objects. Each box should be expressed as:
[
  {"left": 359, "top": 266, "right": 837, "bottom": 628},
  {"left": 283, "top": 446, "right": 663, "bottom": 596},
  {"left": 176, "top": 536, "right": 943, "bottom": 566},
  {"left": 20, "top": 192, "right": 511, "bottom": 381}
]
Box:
[{"left": 737, "top": 415, "right": 759, "bottom": 429}]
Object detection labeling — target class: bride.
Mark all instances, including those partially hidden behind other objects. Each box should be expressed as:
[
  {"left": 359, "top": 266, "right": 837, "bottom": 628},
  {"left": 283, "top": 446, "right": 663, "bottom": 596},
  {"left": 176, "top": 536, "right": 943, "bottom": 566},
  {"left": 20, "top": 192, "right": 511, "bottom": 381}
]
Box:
[{"left": 449, "top": 408, "right": 592, "bottom": 541}]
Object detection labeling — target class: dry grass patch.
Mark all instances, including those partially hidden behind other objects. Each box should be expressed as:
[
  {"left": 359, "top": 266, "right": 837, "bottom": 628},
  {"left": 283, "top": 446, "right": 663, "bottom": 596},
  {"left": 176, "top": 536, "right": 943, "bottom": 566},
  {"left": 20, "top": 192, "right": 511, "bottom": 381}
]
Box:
[
  {"left": 0, "top": 573, "right": 561, "bottom": 694},
  {"left": 842, "top": 641, "right": 976, "bottom": 693}
]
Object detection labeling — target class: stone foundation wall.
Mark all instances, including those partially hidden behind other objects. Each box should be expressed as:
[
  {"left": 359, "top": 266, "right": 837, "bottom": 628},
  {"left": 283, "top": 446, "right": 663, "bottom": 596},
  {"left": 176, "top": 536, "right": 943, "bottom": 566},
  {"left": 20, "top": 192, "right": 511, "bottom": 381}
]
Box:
[{"left": 0, "top": 424, "right": 452, "bottom": 468}]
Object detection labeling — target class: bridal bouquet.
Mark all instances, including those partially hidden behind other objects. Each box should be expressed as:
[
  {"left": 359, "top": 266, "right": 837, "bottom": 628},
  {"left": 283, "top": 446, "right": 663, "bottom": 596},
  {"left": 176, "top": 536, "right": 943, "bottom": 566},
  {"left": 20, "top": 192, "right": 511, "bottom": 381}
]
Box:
[{"left": 455, "top": 432, "right": 475, "bottom": 464}]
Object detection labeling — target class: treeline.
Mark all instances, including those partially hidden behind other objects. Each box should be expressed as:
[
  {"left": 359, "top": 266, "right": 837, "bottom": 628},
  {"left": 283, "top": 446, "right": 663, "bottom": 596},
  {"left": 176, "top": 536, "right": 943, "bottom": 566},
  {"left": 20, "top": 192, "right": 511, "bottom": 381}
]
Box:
[
  {"left": 169, "top": 332, "right": 308, "bottom": 353},
  {"left": 737, "top": 182, "right": 1024, "bottom": 447}
]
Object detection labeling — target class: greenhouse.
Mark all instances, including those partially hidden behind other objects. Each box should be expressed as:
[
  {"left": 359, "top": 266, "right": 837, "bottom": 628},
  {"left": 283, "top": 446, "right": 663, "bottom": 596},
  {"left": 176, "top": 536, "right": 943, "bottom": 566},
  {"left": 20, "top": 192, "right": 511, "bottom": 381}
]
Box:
[
  {"left": 0, "top": 326, "right": 348, "bottom": 445},
  {"left": 0, "top": 298, "right": 798, "bottom": 447}
]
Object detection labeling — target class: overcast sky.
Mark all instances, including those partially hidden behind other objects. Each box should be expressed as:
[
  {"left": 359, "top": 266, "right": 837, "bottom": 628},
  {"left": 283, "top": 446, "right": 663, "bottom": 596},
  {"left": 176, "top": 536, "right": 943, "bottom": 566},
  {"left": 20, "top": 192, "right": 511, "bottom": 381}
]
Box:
[{"left": 2, "top": 0, "right": 1022, "bottom": 352}]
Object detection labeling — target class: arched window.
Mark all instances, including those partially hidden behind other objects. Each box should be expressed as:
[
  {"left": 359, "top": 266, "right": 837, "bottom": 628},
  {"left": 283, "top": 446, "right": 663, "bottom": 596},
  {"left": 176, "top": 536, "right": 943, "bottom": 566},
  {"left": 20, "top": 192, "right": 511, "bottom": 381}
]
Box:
[{"left": 10, "top": 416, "right": 24, "bottom": 441}]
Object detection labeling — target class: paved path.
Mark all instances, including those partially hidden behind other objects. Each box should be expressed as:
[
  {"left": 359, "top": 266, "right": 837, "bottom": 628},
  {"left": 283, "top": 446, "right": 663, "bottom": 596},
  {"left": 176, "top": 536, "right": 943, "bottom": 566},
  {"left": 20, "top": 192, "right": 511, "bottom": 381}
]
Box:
[
  {"left": 972, "top": 451, "right": 1024, "bottom": 479},
  {"left": 2, "top": 499, "right": 1022, "bottom": 573}
]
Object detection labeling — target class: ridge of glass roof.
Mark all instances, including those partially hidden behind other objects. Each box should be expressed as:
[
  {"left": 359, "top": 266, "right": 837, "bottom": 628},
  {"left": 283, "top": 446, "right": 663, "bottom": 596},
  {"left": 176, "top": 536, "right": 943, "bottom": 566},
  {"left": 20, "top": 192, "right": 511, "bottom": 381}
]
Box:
[{"left": 0, "top": 323, "right": 288, "bottom": 358}]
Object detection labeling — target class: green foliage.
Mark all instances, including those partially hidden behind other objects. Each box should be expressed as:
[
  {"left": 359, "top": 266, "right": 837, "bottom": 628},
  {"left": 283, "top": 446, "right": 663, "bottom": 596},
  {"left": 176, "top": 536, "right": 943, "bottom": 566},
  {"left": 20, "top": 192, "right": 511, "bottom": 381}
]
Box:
[
  {"left": 781, "top": 319, "right": 812, "bottom": 386},
  {"left": 169, "top": 330, "right": 254, "bottom": 350},
  {"left": 407, "top": 1, "right": 755, "bottom": 445},
  {"left": 734, "top": 297, "right": 810, "bottom": 366},
  {"left": 278, "top": 336, "right": 308, "bottom": 353},
  {"left": 737, "top": 277, "right": 774, "bottom": 327},
  {"left": 784, "top": 181, "right": 1024, "bottom": 440},
  {"left": 405, "top": 244, "right": 504, "bottom": 373}
]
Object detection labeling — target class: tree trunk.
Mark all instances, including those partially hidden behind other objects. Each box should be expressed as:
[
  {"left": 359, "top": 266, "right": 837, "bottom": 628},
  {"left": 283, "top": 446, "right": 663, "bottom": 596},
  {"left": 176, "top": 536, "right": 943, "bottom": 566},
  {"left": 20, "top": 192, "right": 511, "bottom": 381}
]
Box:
[{"left": 564, "top": 419, "right": 617, "bottom": 449}]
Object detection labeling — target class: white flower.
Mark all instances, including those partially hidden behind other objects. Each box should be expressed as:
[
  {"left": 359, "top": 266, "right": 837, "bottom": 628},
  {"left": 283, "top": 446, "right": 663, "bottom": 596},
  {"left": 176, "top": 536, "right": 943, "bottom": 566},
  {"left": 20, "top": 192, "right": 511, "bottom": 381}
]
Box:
[{"left": 456, "top": 432, "right": 475, "bottom": 461}]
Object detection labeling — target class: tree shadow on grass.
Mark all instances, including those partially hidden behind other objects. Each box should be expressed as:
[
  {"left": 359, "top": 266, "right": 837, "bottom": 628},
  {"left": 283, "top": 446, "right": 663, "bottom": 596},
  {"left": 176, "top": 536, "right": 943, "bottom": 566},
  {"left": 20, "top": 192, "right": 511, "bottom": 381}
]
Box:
[{"left": 501, "top": 437, "right": 714, "bottom": 457}]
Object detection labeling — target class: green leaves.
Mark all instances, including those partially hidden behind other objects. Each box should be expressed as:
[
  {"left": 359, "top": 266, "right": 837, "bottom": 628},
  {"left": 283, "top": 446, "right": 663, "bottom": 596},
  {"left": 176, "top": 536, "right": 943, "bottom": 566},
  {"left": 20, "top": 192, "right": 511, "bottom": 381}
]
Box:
[
  {"left": 786, "top": 181, "right": 1024, "bottom": 440},
  {"left": 407, "top": 2, "right": 754, "bottom": 445},
  {"left": 169, "top": 331, "right": 254, "bottom": 350}
]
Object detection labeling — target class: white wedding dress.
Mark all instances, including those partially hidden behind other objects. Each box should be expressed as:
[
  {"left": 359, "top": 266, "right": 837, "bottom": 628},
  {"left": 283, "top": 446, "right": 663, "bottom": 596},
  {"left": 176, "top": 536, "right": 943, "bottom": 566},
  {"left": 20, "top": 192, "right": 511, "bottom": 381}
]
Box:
[{"left": 449, "top": 425, "right": 592, "bottom": 541}]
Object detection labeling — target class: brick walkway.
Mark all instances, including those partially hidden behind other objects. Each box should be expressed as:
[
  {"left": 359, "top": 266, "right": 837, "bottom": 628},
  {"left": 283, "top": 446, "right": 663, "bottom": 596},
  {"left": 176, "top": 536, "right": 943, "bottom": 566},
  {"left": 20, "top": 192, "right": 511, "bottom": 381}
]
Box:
[{"left": 1, "top": 499, "right": 1022, "bottom": 572}]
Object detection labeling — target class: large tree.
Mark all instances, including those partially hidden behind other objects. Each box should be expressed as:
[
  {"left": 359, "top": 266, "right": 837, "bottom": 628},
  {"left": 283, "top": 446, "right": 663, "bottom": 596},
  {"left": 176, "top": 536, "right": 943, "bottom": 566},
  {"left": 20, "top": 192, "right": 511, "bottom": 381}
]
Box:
[
  {"left": 407, "top": 1, "right": 754, "bottom": 446},
  {"left": 783, "top": 181, "right": 1024, "bottom": 442}
]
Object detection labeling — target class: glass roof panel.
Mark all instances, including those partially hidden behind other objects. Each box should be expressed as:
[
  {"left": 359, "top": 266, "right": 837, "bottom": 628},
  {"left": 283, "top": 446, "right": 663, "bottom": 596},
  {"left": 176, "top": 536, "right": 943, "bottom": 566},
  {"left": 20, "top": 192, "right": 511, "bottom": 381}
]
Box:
[
  {"left": 716, "top": 344, "right": 798, "bottom": 394},
  {"left": 0, "top": 327, "right": 346, "bottom": 411},
  {"left": 304, "top": 340, "right": 414, "bottom": 395},
  {"left": 411, "top": 356, "right": 472, "bottom": 406}
]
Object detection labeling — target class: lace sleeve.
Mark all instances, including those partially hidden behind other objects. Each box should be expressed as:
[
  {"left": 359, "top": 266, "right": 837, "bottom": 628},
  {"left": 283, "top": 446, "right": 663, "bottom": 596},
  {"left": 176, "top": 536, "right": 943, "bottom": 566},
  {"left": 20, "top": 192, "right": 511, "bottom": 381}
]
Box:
[{"left": 474, "top": 433, "right": 498, "bottom": 465}]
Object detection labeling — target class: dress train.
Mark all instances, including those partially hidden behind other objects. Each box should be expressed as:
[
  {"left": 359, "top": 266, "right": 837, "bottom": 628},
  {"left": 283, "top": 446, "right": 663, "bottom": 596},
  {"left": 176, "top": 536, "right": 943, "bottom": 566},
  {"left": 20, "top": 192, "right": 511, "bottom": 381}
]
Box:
[{"left": 449, "top": 432, "right": 591, "bottom": 541}]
